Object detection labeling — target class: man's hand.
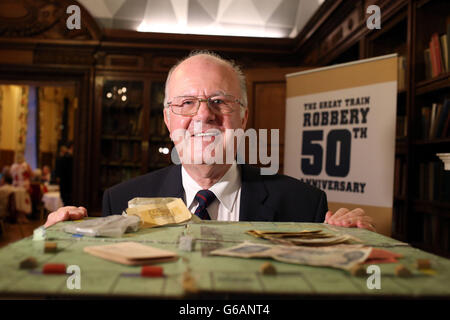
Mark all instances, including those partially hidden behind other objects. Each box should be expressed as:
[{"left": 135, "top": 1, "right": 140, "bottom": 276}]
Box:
[
  {"left": 44, "top": 206, "right": 88, "bottom": 228},
  {"left": 324, "top": 208, "right": 375, "bottom": 232}
]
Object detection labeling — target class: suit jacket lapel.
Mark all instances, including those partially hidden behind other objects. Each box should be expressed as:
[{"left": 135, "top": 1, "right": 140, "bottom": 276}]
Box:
[
  {"left": 157, "top": 165, "right": 185, "bottom": 199},
  {"left": 239, "top": 164, "right": 276, "bottom": 221}
]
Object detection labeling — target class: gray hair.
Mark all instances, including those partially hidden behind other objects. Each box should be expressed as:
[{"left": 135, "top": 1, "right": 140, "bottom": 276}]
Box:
[{"left": 164, "top": 50, "right": 248, "bottom": 110}]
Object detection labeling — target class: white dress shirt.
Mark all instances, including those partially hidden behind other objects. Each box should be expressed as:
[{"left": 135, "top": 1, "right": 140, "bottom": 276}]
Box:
[{"left": 181, "top": 162, "right": 241, "bottom": 221}]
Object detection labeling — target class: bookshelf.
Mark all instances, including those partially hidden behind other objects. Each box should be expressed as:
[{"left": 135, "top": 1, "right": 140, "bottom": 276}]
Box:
[
  {"left": 408, "top": 0, "right": 450, "bottom": 257},
  {"left": 328, "top": 0, "right": 450, "bottom": 257},
  {"left": 297, "top": 0, "right": 450, "bottom": 256}
]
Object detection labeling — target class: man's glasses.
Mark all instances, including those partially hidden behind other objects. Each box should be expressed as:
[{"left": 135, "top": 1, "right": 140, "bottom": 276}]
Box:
[{"left": 166, "top": 95, "right": 244, "bottom": 116}]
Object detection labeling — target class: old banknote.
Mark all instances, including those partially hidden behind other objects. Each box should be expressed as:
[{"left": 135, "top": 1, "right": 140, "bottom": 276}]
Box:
[
  {"left": 125, "top": 197, "right": 192, "bottom": 228},
  {"left": 246, "top": 229, "right": 362, "bottom": 246},
  {"left": 211, "top": 241, "right": 371, "bottom": 270}
]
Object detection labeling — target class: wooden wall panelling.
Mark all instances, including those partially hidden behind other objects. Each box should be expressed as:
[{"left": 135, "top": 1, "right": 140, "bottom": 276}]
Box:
[
  {"left": 40, "top": 151, "right": 53, "bottom": 169},
  {"left": 0, "top": 149, "right": 15, "bottom": 170}
]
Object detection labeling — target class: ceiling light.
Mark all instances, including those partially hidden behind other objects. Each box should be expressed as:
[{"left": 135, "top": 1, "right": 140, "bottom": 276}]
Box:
[{"left": 137, "top": 21, "right": 286, "bottom": 38}]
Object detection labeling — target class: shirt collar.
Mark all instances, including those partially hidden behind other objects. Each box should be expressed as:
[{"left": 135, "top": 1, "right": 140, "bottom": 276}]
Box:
[{"left": 182, "top": 162, "right": 241, "bottom": 212}]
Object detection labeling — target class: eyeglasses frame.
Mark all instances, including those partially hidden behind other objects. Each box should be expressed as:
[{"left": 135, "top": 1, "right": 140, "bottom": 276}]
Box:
[{"left": 165, "top": 94, "right": 245, "bottom": 116}]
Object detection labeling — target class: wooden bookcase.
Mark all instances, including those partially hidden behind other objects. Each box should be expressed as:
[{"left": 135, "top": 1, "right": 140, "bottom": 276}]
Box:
[
  {"left": 368, "top": 0, "right": 450, "bottom": 257},
  {"left": 294, "top": 0, "right": 450, "bottom": 257},
  {"left": 408, "top": 0, "right": 450, "bottom": 256}
]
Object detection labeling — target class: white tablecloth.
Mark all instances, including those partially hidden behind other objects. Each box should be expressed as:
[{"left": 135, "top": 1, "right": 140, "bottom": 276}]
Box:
[
  {"left": 0, "top": 186, "right": 32, "bottom": 216},
  {"left": 14, "top": 187, "right": 32, "bottom": 214},
  {"left": 45, "top": 184, "right": 60, "bottom": 192},
  {"left": 42, "top": 192, "right": 64, "bottom": 212}
]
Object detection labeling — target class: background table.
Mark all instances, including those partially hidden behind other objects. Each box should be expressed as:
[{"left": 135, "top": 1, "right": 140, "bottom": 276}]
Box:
[
  {"left": 42, "top": 192, "right": 63, "bottom": 212},
  {"left": 0, "top": 220, "right": 449, "bottom": 299},
  {"left": 45, "top": 185, "right": 60, "bottom": 193}
]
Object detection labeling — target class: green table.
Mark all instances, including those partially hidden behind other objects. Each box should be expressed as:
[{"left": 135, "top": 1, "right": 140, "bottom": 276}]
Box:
[{"left": 1, "top": 220, "right": 450, "bottom": 299}]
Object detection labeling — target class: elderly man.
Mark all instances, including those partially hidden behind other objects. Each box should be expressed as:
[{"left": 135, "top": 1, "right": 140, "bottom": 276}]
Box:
[{"left": 45, "top": 51, "right": 374, "bottom": 231}]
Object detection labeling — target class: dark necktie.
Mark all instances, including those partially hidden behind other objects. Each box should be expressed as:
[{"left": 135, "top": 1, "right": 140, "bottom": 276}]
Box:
[{"left": 194, "top": 189, "right": 216, "bottom": 220}]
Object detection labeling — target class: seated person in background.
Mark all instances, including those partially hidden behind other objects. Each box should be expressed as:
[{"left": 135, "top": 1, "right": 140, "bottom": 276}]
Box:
[
  {"left": 41, "top": 165, "right": 51, "bottom": 184},
  {"left": 10, "top": 156, "right": 31, "bottom": 192},
  {"left": 44, "top": 50, "right": 374, "bottom": 231}
]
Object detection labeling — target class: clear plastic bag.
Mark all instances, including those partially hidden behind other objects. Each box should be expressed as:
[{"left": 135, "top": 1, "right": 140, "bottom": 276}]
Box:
[{"left": 63, "top": 215, "right": 141, "bottom": 237}]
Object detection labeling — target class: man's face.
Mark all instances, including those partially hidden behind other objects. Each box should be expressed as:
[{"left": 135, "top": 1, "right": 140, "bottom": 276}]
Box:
[{"left": 164, "top": 56, "right": 248, "bottom": 164}]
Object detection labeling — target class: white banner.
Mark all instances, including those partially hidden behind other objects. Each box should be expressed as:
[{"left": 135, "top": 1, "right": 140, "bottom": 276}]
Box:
[{"left": 284, "top": 55, "right": 398, "bottom": 234}]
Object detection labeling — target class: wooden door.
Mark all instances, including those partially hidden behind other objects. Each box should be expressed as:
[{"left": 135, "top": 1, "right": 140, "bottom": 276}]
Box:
[{"left": 245, "top": 67, "right": 309, "bottom": 174}]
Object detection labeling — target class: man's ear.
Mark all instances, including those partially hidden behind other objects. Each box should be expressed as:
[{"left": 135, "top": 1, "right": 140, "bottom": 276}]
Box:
[{"left": 241, "top": 107, "right": 248, "bottom": 129}]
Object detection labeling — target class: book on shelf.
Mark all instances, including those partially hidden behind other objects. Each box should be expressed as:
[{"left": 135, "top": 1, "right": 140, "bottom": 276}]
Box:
[
  {"left": 420, "top": 99, "right": 450, "bottom": 139},
  {"left": 429, "top": 103, "right": 438, "bottom": 138},
  {"left": 425, "top": 30, "right": 449, "bottom": 79},
  {"left": 441, "top": 34, "right": 449, "bottom": 72},
  {"left": 429, "top": 33, "right": 442, "bottom": 77}
]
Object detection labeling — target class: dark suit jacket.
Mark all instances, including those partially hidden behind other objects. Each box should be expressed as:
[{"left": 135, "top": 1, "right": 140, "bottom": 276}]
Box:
[{"left": 102, "top": 164, "right": 328, "bottom": 223}]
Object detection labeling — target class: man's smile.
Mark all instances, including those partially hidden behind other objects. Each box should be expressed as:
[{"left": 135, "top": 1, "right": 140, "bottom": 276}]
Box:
[{"left": 192, "top": 131, "right": 220, "bottom": 137}]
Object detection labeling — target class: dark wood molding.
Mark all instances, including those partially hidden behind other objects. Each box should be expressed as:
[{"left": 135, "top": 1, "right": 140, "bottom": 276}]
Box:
[
  {"left": 0, "top": 0, "right": 100, "bottom": 40},
  {"left": 100, "top": 28, "right": 294, "bottom": 54}
]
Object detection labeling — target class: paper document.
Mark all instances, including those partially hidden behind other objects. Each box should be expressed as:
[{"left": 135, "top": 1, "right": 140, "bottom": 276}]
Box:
[{"left": 84, "top": 242, "right": 178, "bottom": 265}]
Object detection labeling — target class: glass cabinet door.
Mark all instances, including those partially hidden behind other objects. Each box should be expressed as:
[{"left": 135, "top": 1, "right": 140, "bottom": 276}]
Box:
[{"left": 100, "top": 80, "right": 144, "bottom": 191}]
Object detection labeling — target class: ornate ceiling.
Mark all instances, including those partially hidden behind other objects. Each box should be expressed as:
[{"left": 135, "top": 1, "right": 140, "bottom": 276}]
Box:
[{"left": 78, "top": 0, "right": 324, "bottom": 38}]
